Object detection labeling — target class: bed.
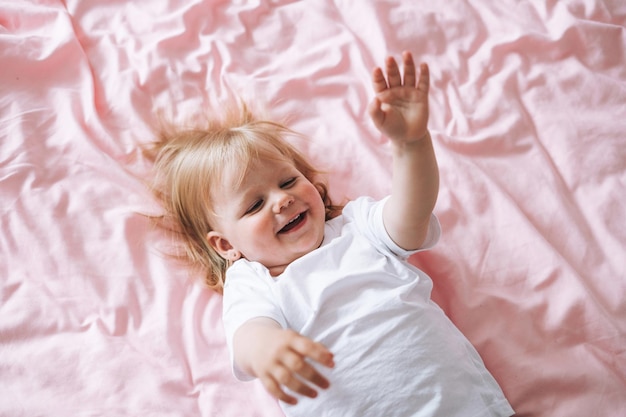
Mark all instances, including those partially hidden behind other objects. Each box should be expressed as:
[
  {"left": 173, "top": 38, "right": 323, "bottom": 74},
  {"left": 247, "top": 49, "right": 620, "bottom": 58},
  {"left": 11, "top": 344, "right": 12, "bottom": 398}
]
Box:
[{"left": 1, "top": 1, "right": 625, "bottom": 416}]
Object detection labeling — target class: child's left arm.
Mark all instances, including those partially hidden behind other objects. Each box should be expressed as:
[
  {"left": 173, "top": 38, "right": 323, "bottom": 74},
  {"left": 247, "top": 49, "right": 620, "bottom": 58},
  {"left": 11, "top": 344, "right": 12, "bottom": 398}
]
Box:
[{"left": 368, "top": 51, "right": 439, "bottom": 250}]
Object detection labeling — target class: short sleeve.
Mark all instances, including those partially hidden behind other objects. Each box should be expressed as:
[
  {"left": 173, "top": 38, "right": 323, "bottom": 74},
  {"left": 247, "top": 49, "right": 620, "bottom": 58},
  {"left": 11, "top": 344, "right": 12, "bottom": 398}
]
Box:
[
  {"left": 346, "top": 196, "right": 441, "bottom": 260},
  {"left": 222, "top": 261, "right": 287, "bottom": 381}
]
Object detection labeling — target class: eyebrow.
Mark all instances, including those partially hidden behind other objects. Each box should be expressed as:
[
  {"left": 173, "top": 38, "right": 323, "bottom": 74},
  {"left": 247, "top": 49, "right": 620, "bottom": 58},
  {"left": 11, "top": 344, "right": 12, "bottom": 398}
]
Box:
[
  {"left": 232, "top": 163, "right": 299, "bottom": 213},
  {"left": 228, "top": 179, "right": 259, "bottom": 214}
]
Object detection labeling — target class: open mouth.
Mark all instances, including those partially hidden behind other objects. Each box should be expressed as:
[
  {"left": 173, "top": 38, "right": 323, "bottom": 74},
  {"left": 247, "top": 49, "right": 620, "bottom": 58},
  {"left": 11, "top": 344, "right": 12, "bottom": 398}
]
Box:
[{"left": 278, "top": 212, "right": 306, "bottom": 234}]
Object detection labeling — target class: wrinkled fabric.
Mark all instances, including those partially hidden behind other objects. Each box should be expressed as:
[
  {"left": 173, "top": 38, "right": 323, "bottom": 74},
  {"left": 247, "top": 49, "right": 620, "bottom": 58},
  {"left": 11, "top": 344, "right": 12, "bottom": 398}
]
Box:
[{"left": 0, "top": 1, "right": 625, "bottom": 416}]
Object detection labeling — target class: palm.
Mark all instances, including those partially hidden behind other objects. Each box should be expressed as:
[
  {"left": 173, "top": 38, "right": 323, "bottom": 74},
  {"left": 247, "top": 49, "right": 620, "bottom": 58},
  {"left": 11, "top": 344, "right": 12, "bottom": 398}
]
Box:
[{"left": 369, "top": 52, "right": 429, "bottom": 143}]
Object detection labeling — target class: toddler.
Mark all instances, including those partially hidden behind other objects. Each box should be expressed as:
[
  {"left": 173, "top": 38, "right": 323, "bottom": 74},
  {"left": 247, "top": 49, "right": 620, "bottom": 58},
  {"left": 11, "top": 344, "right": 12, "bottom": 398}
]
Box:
[{"left": 151, "top": 52, "right": 514, "bottom": 417}]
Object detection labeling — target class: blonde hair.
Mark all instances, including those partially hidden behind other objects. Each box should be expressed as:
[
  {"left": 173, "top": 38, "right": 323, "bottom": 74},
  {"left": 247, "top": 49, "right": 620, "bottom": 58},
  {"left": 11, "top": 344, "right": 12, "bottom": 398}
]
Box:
[{"left": 147, "top": 103, "right": 341, "bottom": 294}]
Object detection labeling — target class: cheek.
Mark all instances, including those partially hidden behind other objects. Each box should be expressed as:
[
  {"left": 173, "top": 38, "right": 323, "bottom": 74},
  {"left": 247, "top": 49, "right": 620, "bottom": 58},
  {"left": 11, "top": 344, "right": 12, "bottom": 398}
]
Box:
[
  {"left": 308, "top": 183, "right": 324, "bottom": 203},
  {"left": 305, "top": 184, "right": 326, "bottom": 214},
  {"left": 240, "top": 214, "right": 272, "bottom": 237}
]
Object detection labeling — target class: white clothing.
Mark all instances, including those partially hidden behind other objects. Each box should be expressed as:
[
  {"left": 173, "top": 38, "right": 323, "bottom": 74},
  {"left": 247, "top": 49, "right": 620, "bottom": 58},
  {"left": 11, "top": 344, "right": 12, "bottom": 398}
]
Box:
[{"left": 223, "top": 196, "right": 514, "bottom": 417}]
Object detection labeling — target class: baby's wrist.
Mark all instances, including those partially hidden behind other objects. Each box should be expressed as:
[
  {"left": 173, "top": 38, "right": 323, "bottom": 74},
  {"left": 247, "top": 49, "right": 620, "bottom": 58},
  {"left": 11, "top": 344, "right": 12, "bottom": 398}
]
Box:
[
  {"left": 409, "top": 130, "right": 430, "bottom": 143},
  {"left": 390, "top": 130, "right": 430, "bottom": 150}
]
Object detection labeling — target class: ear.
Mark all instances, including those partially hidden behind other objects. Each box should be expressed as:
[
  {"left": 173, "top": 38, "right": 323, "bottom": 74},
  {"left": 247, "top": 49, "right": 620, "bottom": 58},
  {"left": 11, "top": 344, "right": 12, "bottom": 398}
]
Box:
[{"left": 207, "top": 231, "right": 241, "bottom": 261}]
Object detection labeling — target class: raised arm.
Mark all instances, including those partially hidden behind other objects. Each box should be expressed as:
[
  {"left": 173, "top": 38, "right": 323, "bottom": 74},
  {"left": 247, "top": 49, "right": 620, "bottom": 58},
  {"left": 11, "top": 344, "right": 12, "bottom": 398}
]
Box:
[{"left": 368, "top": 51, "right": 439, "bottom": 250}]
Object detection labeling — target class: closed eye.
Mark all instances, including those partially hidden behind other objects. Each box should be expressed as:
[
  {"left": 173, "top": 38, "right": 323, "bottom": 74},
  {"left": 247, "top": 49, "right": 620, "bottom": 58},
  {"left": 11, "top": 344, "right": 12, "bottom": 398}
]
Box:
[
  {"left": 280, "top": 177, "right": 297, "bottom": 188},
  {"left": 245, "top": 199, "right": 263, "bottom": 215}
]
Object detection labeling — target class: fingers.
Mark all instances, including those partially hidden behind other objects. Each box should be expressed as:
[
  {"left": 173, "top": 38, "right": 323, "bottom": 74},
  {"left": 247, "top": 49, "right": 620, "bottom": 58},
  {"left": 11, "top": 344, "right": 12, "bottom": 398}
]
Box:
[
  {"left": 263, "top": 377, "right": 299, "bottom": 405},
  {"left": 417, "top": 62, "right": 430, "bottom": 95},
  {"left": 385, "top": 55, "right": 402, "bottom": 87},
  {"left": 270, "top": 363, "right": 319, "bottom": 403},
  {"left": 371, "top": 67, "right": 388, "bottom": 93},
  {"left": 269, "top": 349, "right": 330, "bottom": 403},
  {"left": 371, "top": 51, "right": 423, "bottom": 91},
  {"left": 290, "top": 333, "right": 335, "bottom": 369},
  {"left": 262, "top": 332, "right": 334, "bottom": 405},
  {"left": 282, "top": 351, "right": 330, "bottom": 388},
  {"left": 402, "top": 51, "right": 416, "bottom": 87}
]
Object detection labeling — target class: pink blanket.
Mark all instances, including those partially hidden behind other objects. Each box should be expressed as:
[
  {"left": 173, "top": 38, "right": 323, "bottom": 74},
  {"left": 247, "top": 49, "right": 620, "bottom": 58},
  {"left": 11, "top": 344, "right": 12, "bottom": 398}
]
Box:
[{"left": 1, "top": 1, "right": 625, "bottom": 416}]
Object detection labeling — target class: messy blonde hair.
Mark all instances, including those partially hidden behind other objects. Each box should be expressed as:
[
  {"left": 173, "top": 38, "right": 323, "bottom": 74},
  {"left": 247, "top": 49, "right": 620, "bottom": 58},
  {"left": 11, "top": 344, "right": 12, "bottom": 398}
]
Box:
[{"left": 147, "top": 103, "right": 341, "bottom": 294}]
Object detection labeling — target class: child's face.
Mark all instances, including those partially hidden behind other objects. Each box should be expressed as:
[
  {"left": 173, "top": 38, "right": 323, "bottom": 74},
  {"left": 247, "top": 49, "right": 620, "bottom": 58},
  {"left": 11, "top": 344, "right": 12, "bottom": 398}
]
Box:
[{"left": 207, "top": 157, "right": 326, "bottom": 276}]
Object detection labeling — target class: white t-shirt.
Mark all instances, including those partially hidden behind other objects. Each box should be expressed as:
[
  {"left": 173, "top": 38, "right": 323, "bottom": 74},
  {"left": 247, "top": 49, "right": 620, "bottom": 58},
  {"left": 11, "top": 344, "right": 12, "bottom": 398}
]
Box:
[{"left": 223, "top": 196, "right": 514, "bottom": 417}]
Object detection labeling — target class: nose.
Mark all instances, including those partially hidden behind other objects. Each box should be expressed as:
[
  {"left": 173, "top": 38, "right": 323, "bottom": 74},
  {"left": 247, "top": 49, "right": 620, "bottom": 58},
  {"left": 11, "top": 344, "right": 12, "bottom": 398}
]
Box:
[{"left": 272, "top": 190, "right": 294, "bottom": 213}]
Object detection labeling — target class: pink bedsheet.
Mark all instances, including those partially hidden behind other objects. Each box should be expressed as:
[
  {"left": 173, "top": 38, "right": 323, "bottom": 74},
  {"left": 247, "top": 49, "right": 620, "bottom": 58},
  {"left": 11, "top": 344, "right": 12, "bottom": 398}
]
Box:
[{"left": 1, "top": 1, "right": 625, "bottom": 416}]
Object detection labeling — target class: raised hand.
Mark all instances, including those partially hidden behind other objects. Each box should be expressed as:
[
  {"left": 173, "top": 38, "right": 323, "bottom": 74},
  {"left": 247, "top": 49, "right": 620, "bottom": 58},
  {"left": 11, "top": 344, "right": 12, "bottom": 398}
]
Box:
[{"left": 368, "top": 51, "right": 430, "bottom": 144}]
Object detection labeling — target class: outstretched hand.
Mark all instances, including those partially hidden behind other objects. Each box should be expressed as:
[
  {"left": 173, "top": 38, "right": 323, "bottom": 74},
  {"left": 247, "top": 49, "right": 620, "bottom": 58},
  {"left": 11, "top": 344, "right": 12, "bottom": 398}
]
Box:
[
  {"left": 368, "top": 51, "right": 429, "bottom": 143},
  {"left": 237, "top": 320, "right": 335, "bottom": 405}
]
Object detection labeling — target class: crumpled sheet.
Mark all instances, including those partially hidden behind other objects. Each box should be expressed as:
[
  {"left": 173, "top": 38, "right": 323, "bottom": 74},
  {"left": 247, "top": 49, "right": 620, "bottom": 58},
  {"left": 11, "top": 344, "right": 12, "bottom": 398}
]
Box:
[{"left": 1, "top": 1, "right": 625, "bottom": 416}]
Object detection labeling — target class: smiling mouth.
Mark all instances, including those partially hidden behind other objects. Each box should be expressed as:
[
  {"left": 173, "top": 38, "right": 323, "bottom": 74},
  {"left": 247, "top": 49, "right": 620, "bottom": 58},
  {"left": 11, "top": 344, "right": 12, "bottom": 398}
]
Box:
[{"left": 278, "top": 212, "right": 306, "bottom": 234}]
